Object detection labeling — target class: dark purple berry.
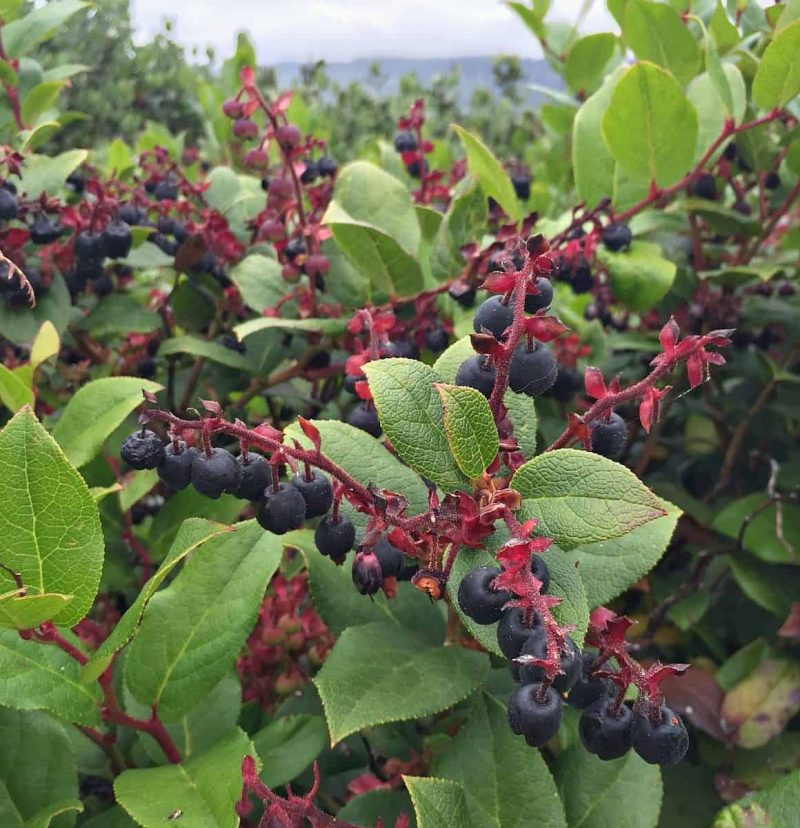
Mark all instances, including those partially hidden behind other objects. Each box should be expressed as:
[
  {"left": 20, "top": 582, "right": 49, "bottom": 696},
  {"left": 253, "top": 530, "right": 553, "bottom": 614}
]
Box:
[
  {"left": 764, "top": 172, "right": 781, "bottom": 190},
  {"left": 347, "top": 403, "right": 382, "bottom": 437},
  {"left": 518, "top": 635, "right": 581, "bottom": 692},
  {"left": 315, "top": 515, "right": 356, "bottom": 560},
  {"left": 508, "top": 342, "right": 557, "bottom": 397},
  {"left": 602, "top": 223, "right": 632, "bottom": 252},
  {"left": 547, "top": 366, "right": 581, "bottom": 402},
  {"left": 258, "top": 483, "right": 307, "bottom": 534},
  {"left": 317, "top": 156, "right": 338, "bottom": 177},
  {"left": 373, "top": 536, "right": 405, "bottom": 577},
  {"left": 425, "top": 326, "right": 449, "bottom": 353},
  {"left": 580, "top": 696, "right": 634, "bottom": 760},
  {"left": 234, "top": 453, "right": 270, "bottom": 500},
  {"left": 121, "top": 430, "right": 165, "bottom": 470},
  {"left": 589, "top": 412, "right": 627, "bottom": 459},
  {"left": 0, "top": 188, "right": 18, "bottom": 220},
  {"left": 570, "top": 258, "right": 593, "bottom": 293},
  {"left": 191, "top": 448, "right": 242, "bottom": 499},
  {"left": 449, "top": 281, "right": 476, "bottom": 308},
  {"left": 507, "top": 682, "right": 563, "bottom": 747},
  {"left": 29, "top": 215, "right": 62, "bottom": 245},
  {"left": 455, "top": 355, "right": 496, "bottom": 398},
  {"left": 524, "top": 277, "right": 553, "bottom": 313},
  {"left": 632, "top": 705, "right": 689, "bottom": 766},
  {"left": 457, "top": 566, "right": 510, "bottom": 625},
  {"left": 384, "top": 339, "right": 420, "bottom": 360},
  {"left": 157, "top": 440, "right": 198, "bottom": 490},
  {"left": 102, "top": 220, "right": 133, "bottom": 259},
  {"left": 511, "top": 174, "right": 531, "bottom": 201},
  {"left": 691, "top": 174, "right": 717, "bottom": 200},
  {"left": 394, "top": 131, "right": 418, "bottom": 153},
  {"left": 497, "top": 607, "right": 542, "bottom": 659},
  {"left": 290, "top": 470, "right": 333, "bottom": 518},
  {"left": 352, "top": 547, "right": 384, "bottom": 595},
  {"left": 74, "top": 231, "right": 105, "bottom": 261},
  {"left": 473, "top": 295, "right": 514, "bottom": 339},
  {"left": 567, "top": 652, "right": 615, "bottom": 709}
]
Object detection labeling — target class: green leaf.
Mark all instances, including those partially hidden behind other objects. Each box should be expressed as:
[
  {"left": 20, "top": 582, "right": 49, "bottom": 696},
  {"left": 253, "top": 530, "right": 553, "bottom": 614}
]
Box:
[
  {"left": 752, "top": 20, "right": 800, "bottom": 109},
  {"left": 285, "top": 420, "right": 430, "bottom": 515},
  {"left": 234, "top": 315, "right": 349, "bottom": 341},
  {"left": 52, "top": 376, "right": 164, "bottom": 468},
  {"left": 291, "top": 529, "right": 446, "bottom": 643},
  {"left": 118, "top": 469, "right": 159, "bottom": 514},
  {"left": 0, "top": 630, "right": 101, "bottom": 724},
  {"left": 29, "top": 320, "right": 59, "bottom": 373},
  {"left": 252, "top": 714, "right": 328, "bottom": 789},
  {"left": 122, "top": 241, "right": 174, "bottom": 270},
  {"left": 363, "top": 358, "right": 467, "bottom": 491},
  {"left": 80, "top": 294, "right": 161, "bottom": 337},
  {"left": 595, "top": 240, "right": 677, "bottom": 312},
  {"left": 0, "top": 363, "right": 34, "bottom": 412},
  {"left": 19, "top": 80, "right": 64, "bottom": 124},
  {"left": 18, "top": 149, "right": 88, "bottom": 198},
  {"left": 82, "top": 519, "right": 231, "bottom": 683},
  {"left": 512, "top": 449, "right": 669, "bottom": 550},
  {"left": 323, "top": 161, "right": 424, "bottom": 299},
  {"left": 710, "top": 2, "right": 740, "bottom": 52},
  {"left": 572, "top": 67, "right": 625, "bottom": 205},
  {"left": 228, "top": 254, "right": 285, "bottom": 313},
  {"left": 436, "top": 384, "right": 498, "bottom": 479},
  {"left": 728, "top": 554, "right": 800, "bottom": 618},
  {"left": 555, "top": 747, "right": 663, "bottom": 828},
  {"left": 403, "top": 776, "right": 472, "bottom": 828},
  {"left": 114, "top": 728, "right": 256, "bottom": 828},
  {"left": 721, "top": 659, "right": 800, "bottom": 748},
  {"left": 739, "top": 769, "right": 800, "bottom": 826},
  {"left": 106, "top": 138, "right": 134, "bottom": 176},
  {"left": 0, "top": 408, "right": 103, "bottom": 625},
  {"left": 686, "top": 65, "right": 747, "bottom": 162},
  {"left": 430, "top": 183, "right": 487, "bottom": 282},
  {"left": 713, "top": 494, "right": 800, "bottom": 564},
  {"left": 434, "top": 692, "right": 567, "bottom": 828},
  {"left": 674, "top": 198, "right": 759, "bottom": 238},
  {"left": 561, "top": 505, "right": 681, "bottom": 607},
  {"left": 338, "top": 790, "right": 417, "bottom": 828},
  {"left": 0, "top": 708, "right": 80, "bottom": 828},
  {"left": 158, "top": 335, "right": 253, "bottom": 371},
  {"left": 313, "top": 622, "right": 488, "bottom": 744},
  {"left": 124, "top": 522, "right": 282, "bottom": 721},
  {"left": 452, "top": 125, "right": 522, "bottom": 222},
  {"left": 623, "top": 0, "right": 701, "bottom": 86},
  {"left": 565, "top": 33, "right": 618, "bottom": 95},
  {"left": 602, "top": 62, "right": 698, "bottom": 188},
  {"left": 2, "top": 0, "right": 89, "bottom": 58},
  {"left": 0, "top": 592, "right": 73, "bottom": 630}
]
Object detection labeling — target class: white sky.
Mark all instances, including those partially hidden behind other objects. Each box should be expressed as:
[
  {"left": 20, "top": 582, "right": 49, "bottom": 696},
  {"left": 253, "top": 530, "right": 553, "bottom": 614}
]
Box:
[{"left": 131, "top": 0, "right": 619, "bottom": 63}]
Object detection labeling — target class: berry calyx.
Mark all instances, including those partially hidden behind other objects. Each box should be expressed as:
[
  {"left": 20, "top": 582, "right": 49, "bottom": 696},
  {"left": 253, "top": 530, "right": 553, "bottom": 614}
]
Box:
[
  {"left": 508, "top": 342, "right": 558, "bottom": 397},
  {"left": 507, "top": 682, "right": 563, "bottom": 747},
  {"left": 157, "top": 440, "right": 198, "bottom": 490},
  {"left": 315, "top": 515, "right": 356, "bottom": 562},
  {"left": 602, "top": 222, "right": 632, "bottom": 252},
  {"left": 579, "top": 696, "right": 634, "bottom": 760},
  {"left": 352, "top": 547, "right": 384, "bottom": 595},
  {"left": 632, "top": 704, "right": 689, "bottom": 766},
  {"left": 473, "top": 295, "right": 514, "bottom": 339},
  {"left": 589, "top": 411, "right": 627, "bottom": 459},
  {"left": 234, "top": 453, "right": 271, "bottom": 501},
  {"left": 524, "top": 277, "right": 553, "bottom": 314},
  {"left": 191, "top": 448, "right": 242, "bottom": 499},
  {"left": 455, "top": 355, "right": 496, "bottom": 398},
  {"left": 347, "top": 402, "right": 382, "bottom": 437},
  {"left": 258, "top": 483, "right": 307, "bottom": 535},
  {"left": 457, "top": 566, "right": 510, "bottom": 625},
  {"left": 290, "top": 470, "right": 333, "bottom": 518},
  {"left": 121, "top": 430, "right": 165, "bottom": 470}
]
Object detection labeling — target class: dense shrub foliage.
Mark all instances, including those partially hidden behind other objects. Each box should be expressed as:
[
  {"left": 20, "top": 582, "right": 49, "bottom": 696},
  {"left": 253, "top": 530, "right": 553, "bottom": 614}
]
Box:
[{"left": 0, "top": 1, "right": 798, "bottom": 826}]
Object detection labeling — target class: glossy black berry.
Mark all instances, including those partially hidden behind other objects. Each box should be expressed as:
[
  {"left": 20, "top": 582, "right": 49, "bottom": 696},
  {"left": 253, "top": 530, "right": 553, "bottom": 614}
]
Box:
[
  {"left": 580, "top": 696, "right": 634, "bottom": 760},
  {"left": 632, "top": 705, "right": 689, "bottom": 766},
  {"left": 30, "top": 215, "right": 62, "bottom": 245},
  {"left": 1, "top": 180, "right": 16, "bottom": 194},
  {"left": 157, "top": 440, "right": 199, "bottom": 490},
  {"left": 394, "top": 131, "right": 418, "bottom": 153},
  {"left": 733, "top": 200, "right": 752, "bottom": 216},
  {"left": 723, "top": 142, "right": 737, "bottom": 161},
  {"left": 66, "top": 171, "right": 85, "bottom": 194},
  {"left": 102, "top": 220, "right": 133, "bottom": 259},
  {"left": 118, "top": 204, "right": 146, "bottom": 225},
  {"left": 425, "top": 326, "right": 449, "bottom": 353},
  {"left": 589, "top": 412, "right": 627, "bottom": 459},
  {"left": 763, "top": 171, "right": 781, "bottom": 190},
  {"left": 0, "top": 188, "right": 18, "bottom": 220},
  {"left": 74, "top": 231, "right": 105, "bottom": 261},
  {"left": 343, "top": 374, "right": 362, "bottom": 395},
  {"left": 509, "top": 342, "right": 557, "bottom": 397},
  {"left": 473, "top": 295, "right": 514, "bottom": 339},
  {"left": 406, "top": 159, "right": 427, "bottom": 179},
  {"left": 524, "top": 277, "right": 553, "bottom": 313},
  {"left": 285, "top": 239, "right": 306, "bottom": 262},
  {"left": 507, "top": 683, "right": 563, "bottom": 747},
  {"left": 352, "top": 547, "right": 384, "bottom": 595},
  {"left": 317, "top": 156, "right": 338, "bottom": 177},
  {"left": 497, "top": 607, "right": 542, "bottom": 659},
  {"left": 384, "top": 339, "right": 420, "bottom": 360},
  {"left": 567, "top": 652, "right": 615, "bottom": 709},
  {"left": 449, "top": 281, "right": 476, "bottom": 308},
  {"left": 570, "top": 258, "right": 593, "bottom": 293},
  {"left": 258, "top": 483, "right": 307, "bottom": 534},
  {"left": 373, "top": 537, "right": 405, "bottom": 577},
  {"left": 455, "top": 355, "right": 496, "bottom": 398},
  {"left": 547, "top": 366, "right": 581, "bottom": 403},
  {"left": 191, "top": 448, "right": 242, "bottom": 499},
  {"left": 290, "top": 470, "right": 333, "bottom": 518},
  {"left": 300, "top": 161, "right": 319, "bottom": 184},
  {"left": 234, "top": 453, "right": 270, "bottom": 500},
  {"left": 121, "top": 430, "right": 165, "bottom": 470},
  {"left": 347, "top": 403, "right": 382, "bottom": 437},
  {"left": 218, "top": 334, "right": 246, "bottom": 354},
  {"left": 511, "top": 174, "right": 531, "bottom": 201},
  {"left": 457, "top": 566, "right": 510, "bottom": 625},
  {"left": 602, "top": 222, "right": 632, "bottom": 252},
  {"left": 691, "top": 173, "right": 717, "bottom": 200},
  {"left": 518, "top": 635, "right": 581, "bottom": 692},
  {"left": 315, "top": 515, "right": 356, "bottom": 561}
]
